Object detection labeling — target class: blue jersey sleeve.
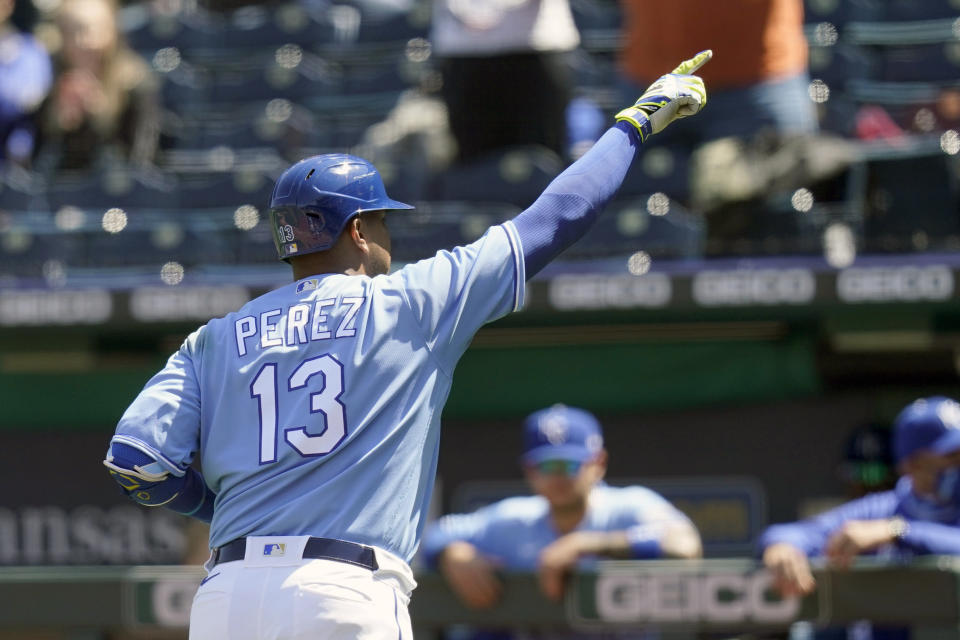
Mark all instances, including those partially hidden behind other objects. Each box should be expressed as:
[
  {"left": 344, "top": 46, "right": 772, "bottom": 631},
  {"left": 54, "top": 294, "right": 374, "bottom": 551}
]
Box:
[
  {"left": 513, "top": 122, "right": 641, "bottom": 278},
  {"left": 110, "top": 328, "right": 205, "bottom": 476},
  {"left": 391, "top": 223, "right": 525, "bottom": 369},
  {"left": 607, "top": 486, "right": 693, "bottom": 558},
  {"left": 898, "top": 521, "right": 960, "bottom": 555},
  {"left": 759, "top": 491, "right": 900, "bottom": 557},
  {"left": 421, "top": 509, "right": 495, "bottom": 568}
]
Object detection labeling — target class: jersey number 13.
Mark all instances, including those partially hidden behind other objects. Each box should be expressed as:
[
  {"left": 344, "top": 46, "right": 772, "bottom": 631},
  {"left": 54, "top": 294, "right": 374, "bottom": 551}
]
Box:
[{"left": 250, "top": 355, "right": 347, "bottom": 464}]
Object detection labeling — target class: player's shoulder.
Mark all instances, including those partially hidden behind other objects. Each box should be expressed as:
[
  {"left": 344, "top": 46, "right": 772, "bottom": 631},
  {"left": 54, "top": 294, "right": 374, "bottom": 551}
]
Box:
[
  {"left": 596, "top": 483, "right": 663, "bottom": 499},
  {"left": 216, "top": 276, "right": 361, "bottom": 318},
  {"left": 388, "top": 224, "right": 515, "bottom": 276},
  {"left": 484, "top": 494, "right": 550, "bottom": 524},
  {"left": 593, "top": 484, "right": 675, "bottom": 512}
]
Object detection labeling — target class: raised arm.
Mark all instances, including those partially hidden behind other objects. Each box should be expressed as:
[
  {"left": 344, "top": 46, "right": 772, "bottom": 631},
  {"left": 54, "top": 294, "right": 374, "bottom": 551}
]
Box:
[{"left": 513, "top": 50, "right": 712, "bottom": 277}]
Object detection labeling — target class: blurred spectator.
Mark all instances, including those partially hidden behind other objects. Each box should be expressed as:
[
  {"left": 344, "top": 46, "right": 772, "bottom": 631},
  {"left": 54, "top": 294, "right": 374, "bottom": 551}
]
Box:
[
  {"left": 431, "top": 0, "right": 579, "bottom": 165},
  {"left": 617, "top": 0, "right": 819, "bottom": 202},
  {"left": 0, "top": 0, "right": 52, "bottom": 168},
  {"left": 421, "top": 405, "right": 701, "bottom": 617},
  {"left": 40, "top": 0, "right": 159, "bottom": 170},
  {"left": 620, "top": 0, "right": 816, "bottom": 143},
  {"left": 760, "top": 396, "right": 960, "bottom": 599},
  {"left": 359, "top": 88, "right": 457, "bottom": 203}
]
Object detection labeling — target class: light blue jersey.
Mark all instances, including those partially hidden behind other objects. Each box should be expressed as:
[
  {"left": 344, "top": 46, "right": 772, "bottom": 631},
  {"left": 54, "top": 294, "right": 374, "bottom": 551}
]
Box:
[
  {"left": 422, "top": 484, "right": 692, "bottom": 569},
  {"left": 111, "top": 223, "right": 525, "bottom": 561}
]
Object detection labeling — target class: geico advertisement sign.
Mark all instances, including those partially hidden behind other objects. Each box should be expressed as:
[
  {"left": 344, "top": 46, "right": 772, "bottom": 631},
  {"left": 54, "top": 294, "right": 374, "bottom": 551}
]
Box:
[
  {"left": 148, "top": 578, "right": 201, "bottom": 627},
  {"left": 592, "top": 570, "right": 799, "bottom": 624}
]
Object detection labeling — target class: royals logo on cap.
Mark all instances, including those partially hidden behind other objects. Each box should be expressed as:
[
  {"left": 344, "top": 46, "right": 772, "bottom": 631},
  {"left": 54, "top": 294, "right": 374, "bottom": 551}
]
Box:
[
  {"left": 540, "top": 415, "right": 568, "bottom": 445},
  {"left": 938, "top": 399, "right": 960, "bottom": 430},
  {"left": 522, "top": 405, "right": 604, "bottom": 464}
]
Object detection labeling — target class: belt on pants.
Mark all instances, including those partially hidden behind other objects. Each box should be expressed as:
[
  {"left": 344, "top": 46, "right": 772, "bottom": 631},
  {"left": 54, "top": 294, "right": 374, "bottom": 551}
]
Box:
[{"left": 213, "top": 536, "right": 380, "bottom": 571}]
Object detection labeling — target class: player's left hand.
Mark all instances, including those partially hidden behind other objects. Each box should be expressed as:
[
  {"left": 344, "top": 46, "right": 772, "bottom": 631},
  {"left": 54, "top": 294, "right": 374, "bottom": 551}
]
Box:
[
  {"left": 615, "top": 49, "right": 712, "bottom": 142},
  {"left": 537, "top": 533, "right": 587, "bottom": 601},
  {"left": 825, "top": 519, "right": 899, "bottom": 569}
]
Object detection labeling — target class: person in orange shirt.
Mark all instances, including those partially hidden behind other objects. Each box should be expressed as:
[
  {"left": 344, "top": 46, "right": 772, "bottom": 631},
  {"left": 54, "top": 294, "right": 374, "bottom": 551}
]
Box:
[{"left": 617, "top": 0, "right": 817, "bottom": 196}]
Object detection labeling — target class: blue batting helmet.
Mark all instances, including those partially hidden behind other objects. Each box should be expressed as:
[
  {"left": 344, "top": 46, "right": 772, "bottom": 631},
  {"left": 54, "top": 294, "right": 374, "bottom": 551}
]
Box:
[{"left": 267, "top": 154, "right": 413, "bottom": 260}]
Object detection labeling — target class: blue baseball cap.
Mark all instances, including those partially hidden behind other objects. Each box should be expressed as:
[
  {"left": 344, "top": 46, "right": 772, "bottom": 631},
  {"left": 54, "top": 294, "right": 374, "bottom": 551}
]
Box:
[
  {"left": 521, "top": 405, "right": 604, "bottom": 464},
  {"left": 893, "top": 396, "right": 960, "bottom": 462}
]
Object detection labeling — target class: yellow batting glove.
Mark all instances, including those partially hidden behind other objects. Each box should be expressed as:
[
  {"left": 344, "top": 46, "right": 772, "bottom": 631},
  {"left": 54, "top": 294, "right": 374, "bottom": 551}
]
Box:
[
  {"left": 616, "top": 49, "right": 712, "bottom": 142},
  {"left": 670, "top": 49, "right": 713, "bottom": 75}
]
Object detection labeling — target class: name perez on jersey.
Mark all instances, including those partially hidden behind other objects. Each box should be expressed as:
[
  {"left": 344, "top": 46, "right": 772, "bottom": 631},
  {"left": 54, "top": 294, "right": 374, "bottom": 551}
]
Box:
[{"left": 234, "top": 296, "right": 366, "bottom": 357}]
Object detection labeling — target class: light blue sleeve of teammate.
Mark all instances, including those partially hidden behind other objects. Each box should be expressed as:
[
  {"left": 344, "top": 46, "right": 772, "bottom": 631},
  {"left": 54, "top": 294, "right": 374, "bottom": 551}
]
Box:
[
  {"left": 758, "top": 490, "right": 899, "bottom": 557},
  {"left": 109, "top": 328, "right": 206, "bottom": 475},
  {"left": 392, "top": 223, "right": 525, "bottom": 368},
  {"left": 616, "top": 486, "right": 696, "bottom": 558},
  {"left": 421, "top": 507, "right": 497, "bottom": 568},
  {"left": 898, "top": 521, "right": 960, "bottom": 555}
]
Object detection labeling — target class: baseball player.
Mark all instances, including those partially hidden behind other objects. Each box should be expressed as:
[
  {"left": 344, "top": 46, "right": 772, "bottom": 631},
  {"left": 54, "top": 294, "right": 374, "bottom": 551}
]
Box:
[
  {"left": 102, "top": 50, "right": 712, "bottom": 639},
  {"left": 422, "top": 405, "right": 702, "bottom": 614},
  {"left": 761, "top": 396, "right": 960, "bottom": 598}
]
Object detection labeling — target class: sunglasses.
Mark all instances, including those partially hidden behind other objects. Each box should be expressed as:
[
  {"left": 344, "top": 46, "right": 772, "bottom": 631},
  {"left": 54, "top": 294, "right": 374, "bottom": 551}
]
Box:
[{"left": 532, "top": 459, "right": 583, "bottom": 475}]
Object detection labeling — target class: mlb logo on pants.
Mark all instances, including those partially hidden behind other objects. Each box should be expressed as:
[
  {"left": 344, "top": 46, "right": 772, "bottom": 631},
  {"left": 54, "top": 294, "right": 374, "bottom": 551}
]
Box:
[{"left": 263, "top": 543, "right": 286, "bottom": 556}]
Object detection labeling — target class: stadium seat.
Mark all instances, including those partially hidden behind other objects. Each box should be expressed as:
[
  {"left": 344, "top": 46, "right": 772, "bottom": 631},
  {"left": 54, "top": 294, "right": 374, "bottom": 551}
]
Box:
[
  {"left": 158, "top": 64, "right": 212, "bottom": 110},
  {"left": 427, "top": 146, "right": 564, "bottom": 208},
  {"left": 175, "top": 171, "right": 275, "bottom": 210},
  {"left": 570, "top": 0, "right": 622, "bottom": 31},
  {"left": 388, "top": 201, "right": 521, "bottom": 262},
  {"left": 0, "top": 171, "right": 45, "bottom": 212},
  {"left": 163, "top": 100, "right": 319, "bottom": 152},
  {"left": 808, "top": 42, "right": 878, "bottom": 89},
  {"left": 227, "top": 222, "right": 278, "bottom": 265},
  {"left": 861, "top": 147, "right": 960, "bottom": 252},
  {"left": 353, "top": 5, "right": 429, "bottom": 43},
  {"left": 569, "top": 48, "right": 622, "bottom": 98},
  {"left": 847, "top": 79, "right": 960, "bottom": 133},
  {"left": 122, "top": 6, "right": 219, "bottom": 53},
  {"left": 846, "top": 19, "right": 960, "bottom": 83},
  {"left": 46, "top": 170, "right": 179, "bottom": 212},
  {"left": 878, "top": 44, "right": 960, "bottom": 83},
  {"left": 0, "top": 228, "right": 82, "bottom": 278},
  {"left": 574, "top": 195, "right": 705, "bottom": 260},
  {"left": 880, "top": 0, "right": 960, "bottom": 22},
  {"left": 803, "top": 0, "right": 882, "bottom": 25},
  {"left": 220, "top": 3, "right": 336, "bottom": 47}
]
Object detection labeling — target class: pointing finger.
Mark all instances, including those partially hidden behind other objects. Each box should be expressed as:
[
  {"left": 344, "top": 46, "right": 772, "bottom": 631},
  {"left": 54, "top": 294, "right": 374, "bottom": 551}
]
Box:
[{"left": 672, "top": 49, "right": 713, "bottom": 75}]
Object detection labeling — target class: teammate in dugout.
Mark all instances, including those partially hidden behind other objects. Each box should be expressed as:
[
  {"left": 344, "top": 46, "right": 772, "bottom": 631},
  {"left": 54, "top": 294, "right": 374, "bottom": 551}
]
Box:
[
  {"left": 761, "top": 396, "right": 960, "bottom": 597},
  {"left": 102, "top": 50, "right": 713, "bottom": 639},
  {"left": 422, "top": 405, "right": 702, "bottom": 611}
]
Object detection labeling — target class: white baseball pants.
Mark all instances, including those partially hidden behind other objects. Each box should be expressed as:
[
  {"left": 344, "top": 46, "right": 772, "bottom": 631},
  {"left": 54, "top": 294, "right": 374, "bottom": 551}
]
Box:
[{"left": 189, "top": 536, "right": 416, "bottom": 639}]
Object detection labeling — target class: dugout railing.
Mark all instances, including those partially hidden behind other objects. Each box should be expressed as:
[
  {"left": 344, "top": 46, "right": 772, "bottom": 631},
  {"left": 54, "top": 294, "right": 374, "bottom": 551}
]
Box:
[{"left": 1, "top": 558, "right": 960, "bottom": 639}]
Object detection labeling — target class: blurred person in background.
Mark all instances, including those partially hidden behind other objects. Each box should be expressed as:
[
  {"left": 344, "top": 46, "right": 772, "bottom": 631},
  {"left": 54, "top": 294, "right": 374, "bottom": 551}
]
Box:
[
  {"left": 761, "top": 396, "right": 960, "bottom": 599},
  {"left": 40, "top": 0, "right": 159, "bottom": 170},
  {"left": 422, "top": 405, "right": 702, "bottom": 615},
  {"left": 431, "top": 0, "right": 580, "bottom": 165},
  {"left": 617, "top": 0, "right": 828, "bottom": 228},
  {"left": 619, "top": 0, "right": 817, "bottom": 156},
  {"left": 619, "top": 0, "right": 816, "bottom": 154},
  {"left": 0, "top": 0, "right": 52, "bottom": 168}
]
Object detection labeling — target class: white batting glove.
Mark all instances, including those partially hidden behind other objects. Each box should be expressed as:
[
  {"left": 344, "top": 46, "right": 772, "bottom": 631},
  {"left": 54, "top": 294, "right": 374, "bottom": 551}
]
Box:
[{"left": 616, "top": 49, "right": 712, "bottom": 142}]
